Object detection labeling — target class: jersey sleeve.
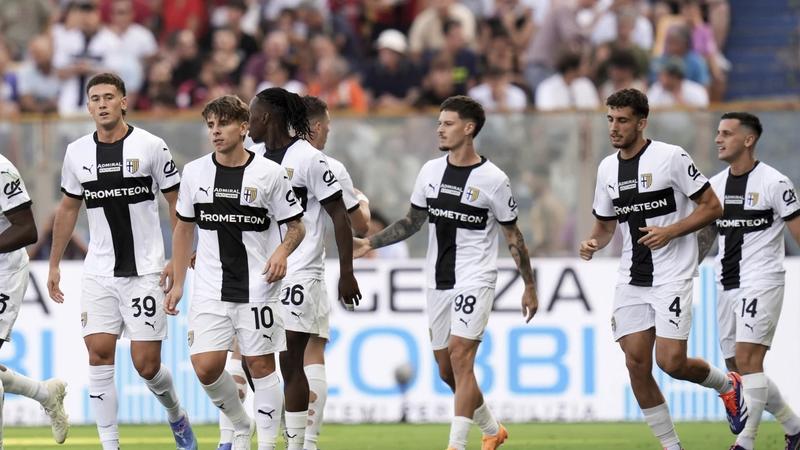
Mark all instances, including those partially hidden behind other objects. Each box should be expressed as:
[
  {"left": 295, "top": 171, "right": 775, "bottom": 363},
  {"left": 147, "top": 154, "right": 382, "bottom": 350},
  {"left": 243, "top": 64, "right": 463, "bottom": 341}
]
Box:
[
  {"left": 491, "top": 177, "right": 518, "bottom": 225},
  {"left": 175, "top": 166, "right": 195, "bottom": 222},
  {"left": 770, "top": 176, "right": 800, "bottom": 221},
  {"left": 152, "top": 138, "right": 181, "bottom": 193},
  {"left": 305, "top": 153, "right": 342, "bottom": 205},
  {"left": 592, "top": 163, "right": 616, "bottom": 221},
  {"left": 60, "top": 148, "right": 84, "bottom": 199},
  {"left": 670, "top": 148, "right": 710, "bottom": 200},
  {"left": 268, "top": 173, "right": 305, "bottom": 224},
  {"left": 0, "top": 162, "right": 32, "bottom": 215},
  {"left": 410, "top": 166, "right": 428, "bottom": 210}
]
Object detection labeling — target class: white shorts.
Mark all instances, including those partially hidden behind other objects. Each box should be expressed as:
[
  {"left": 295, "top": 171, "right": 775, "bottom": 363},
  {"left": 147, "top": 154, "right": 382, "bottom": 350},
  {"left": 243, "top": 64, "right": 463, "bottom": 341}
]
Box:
[
  {"left": 427, "top": 286, "right": 494, "bottom": 350},
  {"left": 81, "top": 273, "right": 168, "bottom": 340},
  {"left": 188, "top": 299, "right": 286, "bottom": 357},
  {"left": 612, "top": 280, "right": 693, "bottom": 341},
  {"left": 717, "top": 284, "right": 784, "bottom": 359},
  {"left": 0, "top": 265, "right": 28, "bottom": 342},
  {"left": 278, "top": 278, "right": 329, "bottom": 339}
]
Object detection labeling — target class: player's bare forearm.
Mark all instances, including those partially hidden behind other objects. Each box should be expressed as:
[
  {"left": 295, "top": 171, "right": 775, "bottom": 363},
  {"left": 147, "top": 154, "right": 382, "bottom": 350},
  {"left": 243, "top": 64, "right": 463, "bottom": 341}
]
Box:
[
  {"left": 324, "top": 197, "right": 356, "bottom": 272},
  {"left": 670, "top": 187, "right": 723, "bottom": 238},
  {"left": 502, "top": 223, "right": 535, "bottom": 287},
  {"left": 349, "top": 203, "right": 371, "bottom": 237},
  {"left": 786, "top": 216, "right": 800, "bottom": 247},
  {"left": 0, "top": 207, "right": 37, "bottom": 253},
  {"left": 589, "top": 219, "right": 617, "bottom": 250},
  {"left": 170, "top": 220, "right": 194, "bottom": 288},
  {"left": 163, "top": 190, "right": 179, "bottom": 230},
  {"left": 696, "top": 223, "right": 718, "bottom": 261},
  {"left": 49, "top": 195, "right": 82, "bottom": 267},
  {"left": 278, "top": 218, "right": 305, "bottom": 256},
  {"left": 369, "top": 206, "right": 427, "bottom": 249}
]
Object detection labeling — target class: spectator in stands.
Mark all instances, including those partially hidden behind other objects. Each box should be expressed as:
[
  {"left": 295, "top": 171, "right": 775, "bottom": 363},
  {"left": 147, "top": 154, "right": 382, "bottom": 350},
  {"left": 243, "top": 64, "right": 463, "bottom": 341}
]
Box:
[
  {"left": 415, "top": 54, "right": 465, "bottom": 109},
  {"left": 169, "top": 29, "right": 202, "bottom": 89},
  {"left": 53, "top": 0, "right": 123, "bottom": 116},
  {"left": 648, "top": 57, "right": 709, "bottom": 108},
  {"left": 106, "top": 0, "right": 158, "bottom": 105},
  {"left": 209, "top": 27, "right": 247, "bottom": 84},
  {"left": 427, "top": 20, "right": 479, "bottom": 91},
  {"left": 488, "top": 0, "right": 536, "bottom": 54},
  {"left": 255, "top": 58, "right": 306, "bottom": 95},
  {"left": 597, "top": 48, "right": 647, "bottom": 101},
  {"left": 136, "top": 56, "right": 177, "bottom": 114},
  {"left": 408, "top": 0, "right": 477, "bottom": 59},
  {"left": 591, "top": 6, "right": 650, "bottom": 84},
  {"left": 175, "top": 58, "right": 233, "bottom": 109},
  {"left": 362, "top": 29, "right": 421, "bottom": 111},
  {"left": 0, "top": 40, "right": 19, "bottom": 117},
  {"left": 468, "top": 66, "right": 527, "bottom": 112},
  {"left": 534, "top": 50, "right": 599, "bottom": 111},
  {"left": 202, "top": 0, "right": 259, "bottom": 62},
  {"left": 240, "top": 30, "right": 293, "bottom": 100},
  {"left": 308, "top": 56, "right": 368, "bottom": 113},
  {"left": 0, "top": 0, "right": 53, "bottom": 60},
  {"left": 160, "top": 0, "right": 207, "bottom": 42},
  {"left": 651, "top": 25, "right": 710, "bottom": 87},
  {"left": 681, "top": 0, "right": 728, "bottom": 101},
  {"left": 17, "top": 35, "right": 61, "bottom": 114},
  {"left": 591, "top": 0, "right": 653, "bottom": 50},
  {"left": 522, "top": 0, "right": 595, "bottom": 95},
  {"left": 297, "top": 2, "right": 362, "bottom": 65}
]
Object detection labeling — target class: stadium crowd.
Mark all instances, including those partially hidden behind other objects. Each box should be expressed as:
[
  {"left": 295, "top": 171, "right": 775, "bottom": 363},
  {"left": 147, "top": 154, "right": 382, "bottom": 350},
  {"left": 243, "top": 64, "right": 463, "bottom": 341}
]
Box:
[{"left": 0, "top": 0, "right": 731, "bottom": 116}]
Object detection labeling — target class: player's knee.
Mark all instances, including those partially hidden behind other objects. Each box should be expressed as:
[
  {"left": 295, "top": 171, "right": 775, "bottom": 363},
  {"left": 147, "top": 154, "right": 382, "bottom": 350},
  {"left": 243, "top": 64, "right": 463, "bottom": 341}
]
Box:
[
  {"left": 135, "top": 360, "right": 160, "bottom": 380},
  {"left": 734, "top": 353, "right": 762, "bottom": 374},
  {"left": 245, "top": 357, "right": 272, "bottom": 379},
  {"left": 655, "top": 353, "right": 686, "bottom": 378},
  {"left": 88, "top": 349, "right": 115, "bottom": 366},
  {"left": 624, "top": 354, "right": 651, "bottom": 377}
]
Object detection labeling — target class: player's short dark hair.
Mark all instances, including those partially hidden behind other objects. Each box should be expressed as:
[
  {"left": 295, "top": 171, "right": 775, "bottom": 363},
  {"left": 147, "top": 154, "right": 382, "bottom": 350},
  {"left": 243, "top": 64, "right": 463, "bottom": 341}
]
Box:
[
  {"left": 86, "top": 72, "right": 126, "bottom": 96},
  {"left": 302, "top": 95, "right": 328, "bottom": 121},
  {"left": 201, "top": 95, "right": 250, "bottom": 124},
  {"left": 606, "top": 88, "right": 649, "bottom": 119},
  {"left": 721, "top": 111, "right": 763, "bottom": 140},
  {"left": 255, "top": 87, "right": 312, "bottom": 140},
  {"left": 440, "top": 95, "right": 486, "bottom": 138}
]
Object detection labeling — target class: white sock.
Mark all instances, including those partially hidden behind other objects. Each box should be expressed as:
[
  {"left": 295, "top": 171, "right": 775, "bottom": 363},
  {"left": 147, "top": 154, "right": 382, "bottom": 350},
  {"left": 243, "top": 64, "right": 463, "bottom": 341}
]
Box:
[
  {"left": 765, "top": 376, "right": 800, "bottom": 435},
  {"left": 220, "top": 357, "right": 248, "bottom": 444},
  {"left": 253, "top": 371, "right": 283, "bottom": 450},
  {"left": 642, "top": 403, "right": 680, "bottom": 448},
  {"left": 737, "top": 372, "right": 768, "bottom": 450},
  {"left": 0, "top": 379, "right": 5, "bottom": 444},
  {"left": 285, "top": 410, "right": 307, "bottom": 450},
  {"left": 700, "top": 366, "right": 732, "bottom": 394},
  {"left": 473, "top": 402, "right": 500, "bottom": 436},
  {"left": 304, "top": 364, "right": 327, "bottom": 450},
  {"left": 143, "top": 364, "right": 182, "bottom": 423},
  {"left": 202, "top": 371, "right": 251, "bottom": 431},
  {"left": 0, "top": 366, "right": 48, "bottom": 403},
  {"left": 89, "top": 365, "right": 119, "bottom": 448},
  {"left": 448, "top": 416, "right": 472, "bottom": 450}
]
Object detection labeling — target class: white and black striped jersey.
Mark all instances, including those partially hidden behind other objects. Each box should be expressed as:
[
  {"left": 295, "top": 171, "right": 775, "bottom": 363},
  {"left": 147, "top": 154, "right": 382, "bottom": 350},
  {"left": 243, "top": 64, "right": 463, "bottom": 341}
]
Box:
[
  {"left": 592, "top": 140, "right": 711, "bottom": 286},
  {"left": 710, "top": 161, "right": 800, "bottom": 290},
  {"left": 253, "top": 139, "right": 343, "bottom": 279},
  {"left": 327, "top": 156, "right": 360, "bottom": 212},
  {"left": 176, "top": 150, "right": 303, "bottom": 303},
  {"left": 0, "top": 154, "right": 32, "bottom": 274},
  {"left": 61, "top": 126, "right": 180, "bottom": 277},
  {"left": 410, "top": 155, "right": 518, "bottom": 290}
]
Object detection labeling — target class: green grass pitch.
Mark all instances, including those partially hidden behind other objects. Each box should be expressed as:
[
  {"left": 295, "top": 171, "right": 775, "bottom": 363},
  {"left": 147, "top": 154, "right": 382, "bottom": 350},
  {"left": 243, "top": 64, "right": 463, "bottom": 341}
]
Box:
[{"left": 3, "top": 421, "right": 787, "bottom": 449}]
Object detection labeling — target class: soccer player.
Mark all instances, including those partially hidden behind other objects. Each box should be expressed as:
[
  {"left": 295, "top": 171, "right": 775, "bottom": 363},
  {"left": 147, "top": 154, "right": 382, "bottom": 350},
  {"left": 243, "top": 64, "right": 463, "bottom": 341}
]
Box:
[
  {"left": 165, "top": 95, "right": 306, "bottom": 450},
  {"left": 698, "top": 112, "right": 800, "bottom": 450},
  {"left": 300, "top": 95, "right": 371, "bottom": 449},
  {"left": 579, "top": 88, "right": 740, "bottom": 450},
  {"left": 0, "top": 156, "right": 69, "bottom": 447},
  {"left": 249, "top": 87, "right": 362, "bottom": 450},
  {"left": 47, "top": 72, "right": 197, "bottom": 450},
  {"left": 353, "top": 95, "right": 537, "bottom": 450}
]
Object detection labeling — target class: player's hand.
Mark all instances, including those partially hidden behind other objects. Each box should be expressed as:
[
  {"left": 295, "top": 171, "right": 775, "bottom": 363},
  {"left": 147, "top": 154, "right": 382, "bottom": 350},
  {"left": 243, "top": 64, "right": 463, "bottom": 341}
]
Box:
[
  {"left": 47, "top": 266, "right": 64, "bottom": 303},
  {"left": 159, "top": 260, "right": 174, "bottom": 293},
  {"left": 338, "top": 270, "right": 361, "bottom": 311},
  {"left": 353, "top": 237, "right": 371, "bottom": 259},
  {"left": 189, "top": 252, "right": 197, "bottom": 269},
  {"left": 579, "top": 238, "right": 599, "bottom": 260},
  {"left": 163, "top": 286, "right": 183, "bottom": 315},
  {"left": 263, "top": 250, "right": 288, "bottom": 284},
  {"left": 637, "top": 226, "right": 675, "bottom": 250},
  {"left": 521, "top": 284, "right": 538, "bottom": 323}
]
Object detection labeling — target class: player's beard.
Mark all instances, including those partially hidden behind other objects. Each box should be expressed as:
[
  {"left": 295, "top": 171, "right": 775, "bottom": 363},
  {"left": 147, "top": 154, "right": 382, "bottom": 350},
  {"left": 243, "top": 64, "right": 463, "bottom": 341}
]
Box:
[{"left": 614, "top": 133, "right": 638, "bottom": 151}]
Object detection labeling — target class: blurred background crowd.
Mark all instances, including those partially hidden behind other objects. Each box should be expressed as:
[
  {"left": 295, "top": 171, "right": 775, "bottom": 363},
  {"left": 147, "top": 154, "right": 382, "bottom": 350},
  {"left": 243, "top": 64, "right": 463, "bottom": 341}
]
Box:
[{"left": 0, "top": 0, "right": 747, "bottom": 117}]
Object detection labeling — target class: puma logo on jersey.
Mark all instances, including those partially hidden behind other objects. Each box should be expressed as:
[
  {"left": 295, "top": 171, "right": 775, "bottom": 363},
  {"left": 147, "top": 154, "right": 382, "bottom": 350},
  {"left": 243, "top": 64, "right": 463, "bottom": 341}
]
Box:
[
  {"left": 258, "top": 408, "right": 276, "bottom": 419},
  {"left": 262, "top": 333, "right": 273, "bottom": 341},
  {"left": 428, "top": 183, "right": 437, "bottom": 191},
  {"left": 286, "top": 432, "right": 297, "bottom": 438},
  {"left": 745, "top": 323, "right": 755, "bottom": 332},
  {"left": 83, "top": 164, "right": 94, "bottom": 174},
  {"left": 290, "top": 311, "right": 303, "bottom": 319},
  {"left": 144, "top": 321, "right": 156, "bottom": 330},
  {"left": 199, "top": 186, "right": 210, "bottom": 196},
  {"left": 459, "top": 318, "right": 470, "bottom": 327},
  {"left": 669, "top": 319, "right": 680, "bottom": 328},
  {"left": 607, "top": 184, "right": 615, "bottom": 191},
  {"left": 90, "top": 393, "right": 105, "bottom": 401},
  {"left": 215, "top": 402, "right": 225, "bottom": 410}
]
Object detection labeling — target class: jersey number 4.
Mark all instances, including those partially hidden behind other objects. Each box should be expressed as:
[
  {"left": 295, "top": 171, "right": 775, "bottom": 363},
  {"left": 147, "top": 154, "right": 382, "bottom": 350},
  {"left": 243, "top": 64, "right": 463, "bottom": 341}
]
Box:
[{"left": 668, "top": 297, "right": 681, "bottom": 317}]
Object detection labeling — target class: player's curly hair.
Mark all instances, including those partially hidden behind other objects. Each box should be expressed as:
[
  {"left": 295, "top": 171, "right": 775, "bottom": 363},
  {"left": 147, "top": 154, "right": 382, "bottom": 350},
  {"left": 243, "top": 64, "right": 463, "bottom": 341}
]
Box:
[
  {"left": 606, "top": 88, "right": 649, "bottom": 119},
  {"left": 201, "top": 95, "right": 250, "bottom": 124},
  {"left": 440, "top": 95, "right": 486, "bottom": 138},
  {"left": 255, "top": 87, "right": 312, "bottom": 140}
]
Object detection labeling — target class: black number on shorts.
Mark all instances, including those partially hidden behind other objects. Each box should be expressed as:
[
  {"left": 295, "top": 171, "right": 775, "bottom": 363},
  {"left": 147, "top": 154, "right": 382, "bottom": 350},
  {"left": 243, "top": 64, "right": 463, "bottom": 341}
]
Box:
[
  {"left": 251, "top": 305, "right": 274, "bottom": 329},
  {"left": 132, "top": 296, "right": 156, "bottom": 318},
  {"left": 668, "top": 297, "right": 681, "bottom": 317},
  {"left": 280, "top": 284, "right": 305, "bottom": 306},
  {"left": 741, "top": 298, "right": 758, "bottom": 318},
  {"left": 0, "top": 293, "right": 8, "bottom": 314},
  {"left": 454, "top": 295, "right": 477, "bottom": 315}
]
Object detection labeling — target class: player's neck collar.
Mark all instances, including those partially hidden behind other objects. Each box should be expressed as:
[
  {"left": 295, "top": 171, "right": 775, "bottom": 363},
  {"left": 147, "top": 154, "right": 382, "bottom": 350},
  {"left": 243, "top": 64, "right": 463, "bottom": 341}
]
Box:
[
  {"left": 617, "top": 139, "right": 651, "bottom": 162},
  {"left": 94, "top": 124, "right": 134, "bottom": 146},
  {"left": 728, "top": 160, "right": 760, "bottom": 178},
  {"left": 446, "top": 154, "right": 486, "bottom": 170},
  {"left": 213, "top": 149, "right": 255, "bottom": 170}
]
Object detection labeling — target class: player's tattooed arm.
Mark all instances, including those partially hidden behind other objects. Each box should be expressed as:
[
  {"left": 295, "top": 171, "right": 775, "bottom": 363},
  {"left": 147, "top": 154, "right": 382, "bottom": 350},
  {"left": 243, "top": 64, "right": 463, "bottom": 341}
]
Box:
[
  {"left": 501, "top": 223, "right": 538, "bottom": 322},
  {"left": 696, "top": 223, "right": 717, "bottom": 262},
  {"left": 281, "top": 218, "right": 305, "bottom": 255},
  {"left": 368, "top": 206, "right": 427, "bottom": 249}
]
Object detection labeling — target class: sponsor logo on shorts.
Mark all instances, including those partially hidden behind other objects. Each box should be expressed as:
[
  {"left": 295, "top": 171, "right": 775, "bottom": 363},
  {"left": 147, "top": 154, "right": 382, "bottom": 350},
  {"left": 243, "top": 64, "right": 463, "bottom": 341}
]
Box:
[
  {"left": 610, "top": 315, "right": 616, "bottom": 333},
  {"left": 187, "top": 330, "right": 194, "bottom": 347},
  {"left": 81, "top": 312, "right": 88, "bottom": 328}
]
